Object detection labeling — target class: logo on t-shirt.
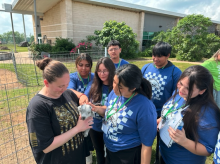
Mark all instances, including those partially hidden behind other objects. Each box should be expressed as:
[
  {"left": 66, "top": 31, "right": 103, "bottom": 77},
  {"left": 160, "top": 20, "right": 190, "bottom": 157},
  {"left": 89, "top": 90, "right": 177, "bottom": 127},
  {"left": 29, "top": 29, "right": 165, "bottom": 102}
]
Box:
[
  {"left": 54, "top": 101, "right": 83, "bottom": 156},
  {"left": 144, "top": 72, "right": 167, "bottom": 100},
  {"left": 105, "top": 99, "right": 134, "bottom": 141}
]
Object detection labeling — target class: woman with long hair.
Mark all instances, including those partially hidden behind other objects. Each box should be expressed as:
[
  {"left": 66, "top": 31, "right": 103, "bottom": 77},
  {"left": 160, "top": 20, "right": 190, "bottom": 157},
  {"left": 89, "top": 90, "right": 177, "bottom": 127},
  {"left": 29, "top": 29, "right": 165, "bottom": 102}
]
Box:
[
  {"left": 158, "top": 65, "right": 220, "bottom": 164},
  {"left": 26, "top": 58, "right": 93, "bottom": 164},
  {"left": 67, "top": 53, "right": 94, "bottom": 93},
  {"left": 201, "top": 49, "right": 220, "bottom": 108},
  {"left": 90, "top": 64, "right": 157, "bottom": 164},
  {"left": 84, "top": 57, "right": 115, "bottom": 164}
]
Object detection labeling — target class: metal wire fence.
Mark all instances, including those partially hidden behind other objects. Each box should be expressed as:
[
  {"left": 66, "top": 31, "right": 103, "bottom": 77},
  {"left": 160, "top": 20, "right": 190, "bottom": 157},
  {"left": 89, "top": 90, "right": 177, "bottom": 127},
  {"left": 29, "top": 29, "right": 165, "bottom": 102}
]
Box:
[{"left": 0, "top": 50, "right": 105, "bottom": 163}]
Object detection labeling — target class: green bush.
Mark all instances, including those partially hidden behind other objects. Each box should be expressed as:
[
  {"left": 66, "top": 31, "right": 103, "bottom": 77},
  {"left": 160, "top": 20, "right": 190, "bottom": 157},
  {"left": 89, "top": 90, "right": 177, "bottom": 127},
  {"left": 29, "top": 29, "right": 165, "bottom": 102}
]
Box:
[
  {"left": 88, "top": 20, "right": 139, "bottom": 59},
  {"left": 52, "top": 37, "right": 75, "bottom": 52}
]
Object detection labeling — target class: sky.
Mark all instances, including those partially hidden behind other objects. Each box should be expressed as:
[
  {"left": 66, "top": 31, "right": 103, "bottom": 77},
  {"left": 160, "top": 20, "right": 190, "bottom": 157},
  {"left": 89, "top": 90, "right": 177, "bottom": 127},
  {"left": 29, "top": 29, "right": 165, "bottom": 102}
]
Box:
[
  {"left": 0, "top": 0, "right": 220, "bottom": 36},
  {"left": 0, "top": 0, "right": 33, "bottom": 36}
]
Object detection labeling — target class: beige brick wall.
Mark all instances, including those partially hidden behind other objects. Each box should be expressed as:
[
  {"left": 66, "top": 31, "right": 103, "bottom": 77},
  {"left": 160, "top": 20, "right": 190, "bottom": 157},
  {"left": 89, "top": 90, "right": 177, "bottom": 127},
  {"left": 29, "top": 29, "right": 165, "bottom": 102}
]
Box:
[
  {"left": 72, "top": 1, "right": 141, "bottom": 46},
  {"left": 36, "top": 0, "right": 143, "bottom": 48}
]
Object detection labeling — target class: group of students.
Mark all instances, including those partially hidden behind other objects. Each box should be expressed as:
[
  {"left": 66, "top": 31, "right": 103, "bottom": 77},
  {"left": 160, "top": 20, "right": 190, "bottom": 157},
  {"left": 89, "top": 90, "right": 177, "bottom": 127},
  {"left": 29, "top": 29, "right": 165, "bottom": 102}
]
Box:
[{"left": 26, "top": 40, "right": 220, "bottom": 164}]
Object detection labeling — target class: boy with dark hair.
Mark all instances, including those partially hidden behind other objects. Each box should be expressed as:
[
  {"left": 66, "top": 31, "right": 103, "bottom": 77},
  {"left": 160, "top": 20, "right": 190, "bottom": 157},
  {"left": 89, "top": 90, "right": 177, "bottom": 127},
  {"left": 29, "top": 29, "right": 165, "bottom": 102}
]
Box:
[
  {"left": 107, "top": 40, "right": 129, "bottom": 69},
  {"left": 141, "top": 41, "right": 182, "bottom": 164}
]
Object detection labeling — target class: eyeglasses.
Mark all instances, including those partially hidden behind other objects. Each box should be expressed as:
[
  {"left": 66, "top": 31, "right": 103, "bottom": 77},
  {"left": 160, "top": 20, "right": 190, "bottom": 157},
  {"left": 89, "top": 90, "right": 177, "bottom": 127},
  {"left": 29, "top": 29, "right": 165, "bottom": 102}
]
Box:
[
  {"left": 97, "top": 70, "right": 109, "bottom": 74},
  {"left": 108, "top": 48, "right": 119, "bottom": 51}
]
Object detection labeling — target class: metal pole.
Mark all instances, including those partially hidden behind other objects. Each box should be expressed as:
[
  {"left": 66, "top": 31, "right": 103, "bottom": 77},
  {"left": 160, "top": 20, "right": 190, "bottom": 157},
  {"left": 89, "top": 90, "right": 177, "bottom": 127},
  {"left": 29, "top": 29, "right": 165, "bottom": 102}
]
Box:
[
  {"left": 22, "top": 14, "right": 27, "bottom": 41},
  {"left": 34, "top": 0, "right": 38, "bottom": 43},
  {"left": 105, "top": 47, "right": 107, "bottom": 57},
  {"left": 10, "top": 12, "right": 16, "bottom": 52}
]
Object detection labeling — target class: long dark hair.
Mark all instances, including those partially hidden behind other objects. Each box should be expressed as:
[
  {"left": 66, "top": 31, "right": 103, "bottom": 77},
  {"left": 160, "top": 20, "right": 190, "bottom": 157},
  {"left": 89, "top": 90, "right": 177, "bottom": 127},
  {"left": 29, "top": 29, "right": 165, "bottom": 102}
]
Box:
[
  {"left": 116, "top": 64, "right": 152, "bottom": 99},
  {"left": 173, "top": 65, "right": 220, "bottom": 145},
  {"left": 89, "top": 57, "right": 115, "bottom": 103}
]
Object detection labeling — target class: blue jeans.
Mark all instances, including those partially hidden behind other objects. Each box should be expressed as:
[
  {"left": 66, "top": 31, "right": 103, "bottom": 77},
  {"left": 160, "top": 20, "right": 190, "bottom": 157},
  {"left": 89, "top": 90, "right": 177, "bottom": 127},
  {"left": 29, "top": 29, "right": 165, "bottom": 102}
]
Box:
[{"left": 213, "top": 89, "right": 220, "bottom": 108}]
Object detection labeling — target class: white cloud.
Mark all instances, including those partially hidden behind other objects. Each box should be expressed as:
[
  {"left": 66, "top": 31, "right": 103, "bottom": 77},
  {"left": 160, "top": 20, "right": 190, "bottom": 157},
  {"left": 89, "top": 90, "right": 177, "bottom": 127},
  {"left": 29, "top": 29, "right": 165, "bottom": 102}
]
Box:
[{"left": 119, "top": 0, "right": 220, "bottom": 21}]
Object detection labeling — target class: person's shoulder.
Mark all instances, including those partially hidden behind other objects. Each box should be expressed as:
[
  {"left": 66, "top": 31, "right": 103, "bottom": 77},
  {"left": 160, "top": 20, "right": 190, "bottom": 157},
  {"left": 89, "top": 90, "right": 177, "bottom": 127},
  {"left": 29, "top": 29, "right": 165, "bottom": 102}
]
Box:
[
  {"left": 69, "top": 72, "right": 78, "bottom": 78},
  {"left": 141, "top": 63, "right": 153, "bottom": 72},
  {"left": 121, "top": 58, "right": 129, "bottom": 64},
  {"left": 64, "top": 89, "right": 78, "bottom": 100},
  {"left": 135, "top": 94, "right": 156, "bottom": 114},
  {"left": 27, "top": 94, "right": 52, "bottom": 119}
]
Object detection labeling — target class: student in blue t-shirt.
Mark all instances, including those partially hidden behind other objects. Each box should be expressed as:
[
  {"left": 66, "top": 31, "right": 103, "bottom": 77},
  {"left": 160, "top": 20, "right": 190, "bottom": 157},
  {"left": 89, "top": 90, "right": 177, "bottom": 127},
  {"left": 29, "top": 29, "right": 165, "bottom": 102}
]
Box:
[
  {"left": 67, "top": 53, "right": 94, "bottom": 163},
  {"left": 107, "top": 40, "right": 129, "bottom": 69},
  {"left": 67, "top": 53, "right": 94, "bottom": 93},
  {"left": 90, "top": 64, "right": 157, "bottom": 164},
  {"left": 158, "top": 65, "right": 220, "bottom": 164},
  {"left": 141, "top": 41, "right": 182, "bottom": 164},
  {"left": 84, "top": 57, "right": 115, "bottom": 164}
]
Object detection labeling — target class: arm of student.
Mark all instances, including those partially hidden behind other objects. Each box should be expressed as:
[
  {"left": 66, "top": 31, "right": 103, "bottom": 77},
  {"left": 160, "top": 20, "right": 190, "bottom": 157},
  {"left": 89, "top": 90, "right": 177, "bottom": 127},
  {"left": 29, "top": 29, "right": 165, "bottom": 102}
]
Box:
[
  {"left": 168, "top": 127, "right": 210, "bottom": 156},
  {"left": 43, "top": 115, "right": 93, "bottom": 153},
  {"left": 89, "top": 103, "right": 106, "bottom": 117},
  {"left": 141, "top": 144, "right": 152, "bottom": 164},
  {"left": 67, "top": 74, "right": 77, "bottom": 90},
  {"left": 69, "top": 89, "right": 88, "bottom": 105}
]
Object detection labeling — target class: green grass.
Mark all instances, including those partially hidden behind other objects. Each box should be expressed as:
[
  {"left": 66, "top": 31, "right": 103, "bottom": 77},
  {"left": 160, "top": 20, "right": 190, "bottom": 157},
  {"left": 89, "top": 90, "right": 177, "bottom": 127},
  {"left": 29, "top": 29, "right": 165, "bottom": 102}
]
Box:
[
  {"left": 0, "top": 44, "right": 28, "bottom": 52},
  {"left": 0, "top": 60, "right": 214, "bottom": 164}
]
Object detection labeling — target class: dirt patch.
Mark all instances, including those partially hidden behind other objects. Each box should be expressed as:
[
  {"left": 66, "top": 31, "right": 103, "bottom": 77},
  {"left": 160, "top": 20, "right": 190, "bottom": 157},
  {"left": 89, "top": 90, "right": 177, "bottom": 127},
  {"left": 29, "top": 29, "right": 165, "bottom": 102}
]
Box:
[{"left": 0, "top": 69, "right": 24, "bottom": 90}]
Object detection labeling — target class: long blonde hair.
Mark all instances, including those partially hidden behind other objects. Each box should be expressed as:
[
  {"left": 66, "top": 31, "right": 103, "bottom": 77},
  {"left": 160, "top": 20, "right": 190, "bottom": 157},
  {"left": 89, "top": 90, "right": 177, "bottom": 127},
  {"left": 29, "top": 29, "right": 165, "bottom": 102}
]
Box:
[{"left": 212, "top": 49, "right": 220, "bottom": 63}]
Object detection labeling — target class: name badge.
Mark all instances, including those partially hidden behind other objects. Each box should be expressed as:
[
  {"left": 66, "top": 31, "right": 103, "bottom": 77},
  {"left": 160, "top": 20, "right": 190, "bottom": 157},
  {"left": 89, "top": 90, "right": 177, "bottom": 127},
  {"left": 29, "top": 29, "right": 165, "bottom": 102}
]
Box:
[{"left": 102, "top": 121, "right": 110, "bottom": 134}]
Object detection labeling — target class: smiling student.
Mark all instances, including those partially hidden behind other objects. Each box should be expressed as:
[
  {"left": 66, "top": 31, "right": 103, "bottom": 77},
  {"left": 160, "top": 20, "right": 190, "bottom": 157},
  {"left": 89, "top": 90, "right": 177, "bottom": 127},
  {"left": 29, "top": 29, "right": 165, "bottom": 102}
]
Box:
[
  {"left": 107, "top": 40, "right": 129, "bottom": 69},
  {"left": 158, "top": 65, "right": 220, "bottom": 164},
  {"left": 67, "top": 53, "right": 94, "bottom": 93},
  {"left": 84, "top": 57, "right": 115, "bottom": 164},
  {"left": 90, "top": 64, "right": 157, "bottom": 164},
  {"left": 26, "top": 58, "right": 93, "bottom": 164}
]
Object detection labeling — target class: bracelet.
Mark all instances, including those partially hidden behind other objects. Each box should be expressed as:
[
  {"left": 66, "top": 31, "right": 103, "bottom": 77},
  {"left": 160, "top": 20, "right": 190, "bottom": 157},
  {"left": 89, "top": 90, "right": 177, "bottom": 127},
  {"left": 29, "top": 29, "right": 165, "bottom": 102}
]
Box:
[{"left": 79, "top": 93, "right": 86, "bottom": 98}]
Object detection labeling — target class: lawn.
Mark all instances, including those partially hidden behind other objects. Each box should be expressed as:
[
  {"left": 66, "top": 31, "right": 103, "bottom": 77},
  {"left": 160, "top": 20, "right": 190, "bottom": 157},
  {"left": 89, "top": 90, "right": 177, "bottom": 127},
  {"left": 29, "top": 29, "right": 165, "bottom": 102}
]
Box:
[
  {"left": 0, "top": 59, "right": 214, "bottom": 164},
  {"left": 0, "top": 44, "right": 28, "bottom": 52}
]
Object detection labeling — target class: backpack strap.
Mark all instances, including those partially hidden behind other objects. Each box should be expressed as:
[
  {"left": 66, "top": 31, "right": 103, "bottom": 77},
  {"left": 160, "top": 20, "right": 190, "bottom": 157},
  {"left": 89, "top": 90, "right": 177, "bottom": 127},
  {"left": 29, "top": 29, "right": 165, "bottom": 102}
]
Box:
[{"left": 142, "top": 63, "right": 152, "bottom": 75}]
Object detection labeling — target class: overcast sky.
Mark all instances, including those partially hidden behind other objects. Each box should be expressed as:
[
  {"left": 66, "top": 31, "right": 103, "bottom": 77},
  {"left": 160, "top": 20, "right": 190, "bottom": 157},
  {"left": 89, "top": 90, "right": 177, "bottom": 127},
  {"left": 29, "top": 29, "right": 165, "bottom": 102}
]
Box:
[{"left": 0, "top": 0, "right": 220, "bottom": 36}]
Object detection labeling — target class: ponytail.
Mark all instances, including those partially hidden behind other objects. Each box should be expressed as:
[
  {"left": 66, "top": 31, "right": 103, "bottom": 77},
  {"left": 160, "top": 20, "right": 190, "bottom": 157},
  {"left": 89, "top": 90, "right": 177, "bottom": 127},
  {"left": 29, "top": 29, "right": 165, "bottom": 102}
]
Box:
[{"left": 136, "top": 78, "right": 152, "bottom": 99}]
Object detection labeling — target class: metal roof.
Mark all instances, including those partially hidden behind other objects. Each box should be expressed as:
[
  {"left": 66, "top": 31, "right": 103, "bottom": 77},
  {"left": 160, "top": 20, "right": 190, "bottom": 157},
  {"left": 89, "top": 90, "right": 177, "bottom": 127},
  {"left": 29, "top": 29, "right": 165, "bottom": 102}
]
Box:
[{"left": 7, "top": 0, "right": 220, "bottom": 24}]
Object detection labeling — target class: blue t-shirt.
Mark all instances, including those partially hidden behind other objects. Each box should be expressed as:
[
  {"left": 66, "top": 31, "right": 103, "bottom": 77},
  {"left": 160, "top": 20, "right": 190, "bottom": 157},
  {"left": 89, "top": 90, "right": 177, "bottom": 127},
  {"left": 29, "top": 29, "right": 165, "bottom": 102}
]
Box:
[
  {"left": 141, "top": 62, "right": 182, "bottom": 116},
  {"left": 213, "top": 132, "right": 220, "bottom": 164},
  {"left": 114, "top": 58, "right": 129, "bottom": 69},
  {"left": 67, "top": 72, "right": 94, "bottom": 93},
  {"left": 160, "top": 93, "right": 219, "bottom": 164},
  {"left": 84, "top": 81, "right": 109, "bottom": 132},
  {"left": 103, "top": 91, "right": 157, "bottom": 152}
]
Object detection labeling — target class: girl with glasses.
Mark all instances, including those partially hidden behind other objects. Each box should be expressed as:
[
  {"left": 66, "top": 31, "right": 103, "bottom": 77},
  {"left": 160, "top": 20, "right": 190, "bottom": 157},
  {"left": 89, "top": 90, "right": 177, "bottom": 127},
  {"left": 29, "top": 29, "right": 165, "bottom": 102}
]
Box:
[{"left": 84, "top": 57, "right": 115, "bottom": 164}]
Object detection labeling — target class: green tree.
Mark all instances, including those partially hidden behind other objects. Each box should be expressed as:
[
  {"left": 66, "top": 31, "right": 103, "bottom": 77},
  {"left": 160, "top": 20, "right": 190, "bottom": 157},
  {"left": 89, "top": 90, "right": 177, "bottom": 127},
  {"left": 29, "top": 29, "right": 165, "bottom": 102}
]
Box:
[
  {"left": 0, "top": 31, "right": 25, "bottom": 44},
  {"left": 152, "top": 14, "right": 220, "bottom": 61},
  {"left": 88, "top": 20, "right": 139, "bottom": 59}
]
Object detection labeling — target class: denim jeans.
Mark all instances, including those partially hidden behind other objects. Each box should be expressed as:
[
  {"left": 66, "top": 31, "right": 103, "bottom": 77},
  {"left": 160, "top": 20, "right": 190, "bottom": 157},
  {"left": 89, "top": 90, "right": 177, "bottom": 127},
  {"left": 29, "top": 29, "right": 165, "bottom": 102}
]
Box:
[{"left": 213, "top": 89, "right": 220, "bottom": 108}]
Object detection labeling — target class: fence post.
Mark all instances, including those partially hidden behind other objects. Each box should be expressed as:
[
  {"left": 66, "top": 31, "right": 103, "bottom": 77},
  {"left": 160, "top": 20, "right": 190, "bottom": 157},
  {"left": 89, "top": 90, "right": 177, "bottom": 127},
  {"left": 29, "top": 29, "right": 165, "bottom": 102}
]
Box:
[
  {"left": 105, "top": 47, "right": 107, "bottom": 57},
  {"left": 11, "top": 50, "right": 19, "bottom": 81},
  {"left": 78, "top": 49, "right": 80, "bottom": 54}
]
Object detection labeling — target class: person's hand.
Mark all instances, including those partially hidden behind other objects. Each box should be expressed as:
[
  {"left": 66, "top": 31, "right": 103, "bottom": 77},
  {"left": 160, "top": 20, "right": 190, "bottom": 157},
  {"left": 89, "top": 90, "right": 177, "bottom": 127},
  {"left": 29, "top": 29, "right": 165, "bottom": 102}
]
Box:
[
  {"left": 157, "top": 117, "right": 162, "bottom": 131},
  {"left": 168, "top": 126, "right": 188, "bottom": 146},
  {"left": 88, "top": 102, "right": 100, "bottom": 113},
  {"left": 75, "top": 115, "right": 93, "bottom": 132},
  {"left": 79, "top": 94, "right": 88, "bottom": 105}
]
